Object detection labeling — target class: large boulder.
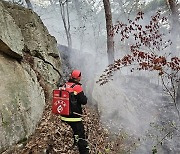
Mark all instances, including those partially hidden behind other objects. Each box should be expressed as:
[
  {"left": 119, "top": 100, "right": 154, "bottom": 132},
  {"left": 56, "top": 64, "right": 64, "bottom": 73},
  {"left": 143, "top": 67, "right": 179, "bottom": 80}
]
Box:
[
  {"left": 0, "top": 54, "right": 45, "bottom": 149},
  {"left": 2, "top": 1, "right": 62, "bottom": 87},
  {"left": 0, "top": 2, "right": 23, "bottom": 59},
  {"left": 0, "top": 1, "right": 62, "bottom": 152}
]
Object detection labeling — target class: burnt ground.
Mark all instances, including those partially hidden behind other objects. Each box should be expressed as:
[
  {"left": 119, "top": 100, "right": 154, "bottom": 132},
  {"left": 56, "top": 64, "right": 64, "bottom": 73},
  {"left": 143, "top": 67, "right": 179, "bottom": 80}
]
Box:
[{"left": 2, "top": 102, "right": 130, "bottom": 154}]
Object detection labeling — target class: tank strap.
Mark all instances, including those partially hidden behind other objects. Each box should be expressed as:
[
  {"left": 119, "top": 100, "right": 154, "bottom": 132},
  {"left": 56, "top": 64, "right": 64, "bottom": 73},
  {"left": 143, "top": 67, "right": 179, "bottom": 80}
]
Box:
[
  {"left": 60, "top": 116, "right": 82, "bottom": 122},
  {"left": 64, "top": 83, "right": 76, "bottom": 88},
  {"left": 70, "top": 83, "right": 76, "bottom": 88}
]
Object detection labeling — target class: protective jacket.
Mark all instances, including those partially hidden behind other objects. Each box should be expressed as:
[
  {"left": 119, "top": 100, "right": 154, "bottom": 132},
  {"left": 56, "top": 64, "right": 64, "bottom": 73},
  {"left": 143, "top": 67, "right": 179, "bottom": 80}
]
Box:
[
  {"left": 60, "top": 79, "right": 87, "bottom": 122},
  {"left": 60, "top": 78, "right": 89, "bottom": 154}
]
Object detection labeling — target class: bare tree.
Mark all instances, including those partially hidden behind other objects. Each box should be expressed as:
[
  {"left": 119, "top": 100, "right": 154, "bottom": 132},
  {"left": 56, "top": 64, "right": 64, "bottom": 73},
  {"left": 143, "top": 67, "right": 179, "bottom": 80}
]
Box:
[
  {"left": 11, "top": 0, "right": 33, "bottom": 9},
  {"left": 25, "top": 0, "right": 33, "bottom": 9},
  {"left": 59, "top": 0, "right": 72, "bottom": 50},
  {"left": 73, "top": 0, "right": 85, "bottom": 52},
  {"left": 48, "top": 0, "right": 59, "bottom": 7},
  {"left": 103, "top": 0, "right": 115, "bottom": 64},
  {"left": 49, "top": 0, "right": 55, "bottom": 5}
]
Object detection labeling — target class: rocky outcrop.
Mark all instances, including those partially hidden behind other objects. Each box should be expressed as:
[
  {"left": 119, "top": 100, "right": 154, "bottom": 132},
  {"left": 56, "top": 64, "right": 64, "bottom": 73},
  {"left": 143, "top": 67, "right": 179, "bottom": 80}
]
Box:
[
  {"left": 0, "top": 1, "right": 24, "bottom": 59},
  {"left": 0, "top": 1, "right": 62, "bottom": 152}
]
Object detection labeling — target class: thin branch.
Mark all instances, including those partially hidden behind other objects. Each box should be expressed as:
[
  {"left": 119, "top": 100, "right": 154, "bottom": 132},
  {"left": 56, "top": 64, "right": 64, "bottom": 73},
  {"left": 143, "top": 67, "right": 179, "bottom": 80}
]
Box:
[
  {"left": 161, "top": 75, "right": 180, "bottom": 120},
  {"left": 155, "top": 127, "right": 176, "bottom": 147}
]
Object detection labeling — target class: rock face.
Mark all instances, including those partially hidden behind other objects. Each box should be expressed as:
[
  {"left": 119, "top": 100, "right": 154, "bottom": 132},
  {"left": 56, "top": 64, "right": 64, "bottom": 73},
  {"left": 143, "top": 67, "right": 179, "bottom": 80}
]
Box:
[{"left": 0, "top": 1, "right": 62, "bottom": 152}]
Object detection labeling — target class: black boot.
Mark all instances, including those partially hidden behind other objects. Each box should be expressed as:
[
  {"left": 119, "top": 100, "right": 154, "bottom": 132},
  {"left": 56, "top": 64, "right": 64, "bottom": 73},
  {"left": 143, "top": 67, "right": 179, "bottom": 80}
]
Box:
[{"left": 78, "top": 139, "right": 89, "bottom": 154}]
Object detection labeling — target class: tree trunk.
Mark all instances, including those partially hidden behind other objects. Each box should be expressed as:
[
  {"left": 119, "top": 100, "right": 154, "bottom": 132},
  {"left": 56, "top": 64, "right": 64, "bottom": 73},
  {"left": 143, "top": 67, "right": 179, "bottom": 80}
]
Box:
[
  {"left": 59, "top": 0, "right": 72, "bottom": 51},
  {"left": 74, "top": 0, "right": 85, "bottom": 52},
  {"left": 25, "top": 0, "right": 33, "bottom": 9},
  {"left": 167, "top": 0, "right": 179, "bottom": 56},
  {"left": 176, "top": 82, "right": 180, "bottom": 103},
  {"left": 103, "top": 0, "right": 114, "bottom": 64},
  {"left": 167, "top": 0, "right": 180, "bottom": 114}
]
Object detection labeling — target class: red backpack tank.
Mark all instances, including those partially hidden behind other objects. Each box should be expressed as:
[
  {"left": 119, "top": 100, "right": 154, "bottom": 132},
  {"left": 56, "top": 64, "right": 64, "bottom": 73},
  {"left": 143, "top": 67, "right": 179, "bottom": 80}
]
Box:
[{"left": 52, "top": 83, "right": 76, "bottom": 116}]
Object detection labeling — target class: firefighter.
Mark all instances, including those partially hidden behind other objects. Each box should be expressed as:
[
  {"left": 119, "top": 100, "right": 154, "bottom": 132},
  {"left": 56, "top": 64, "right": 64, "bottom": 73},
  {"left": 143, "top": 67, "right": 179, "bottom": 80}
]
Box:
[{"left": 60, "top": 69, "right": 89, "bottom": 154}]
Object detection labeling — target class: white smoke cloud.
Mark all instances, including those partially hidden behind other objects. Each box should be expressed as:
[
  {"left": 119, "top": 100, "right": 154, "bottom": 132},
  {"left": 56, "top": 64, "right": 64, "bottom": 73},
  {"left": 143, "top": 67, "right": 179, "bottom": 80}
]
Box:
[{"left": 25, "top": 1, "right": 180, "bottom": 153}]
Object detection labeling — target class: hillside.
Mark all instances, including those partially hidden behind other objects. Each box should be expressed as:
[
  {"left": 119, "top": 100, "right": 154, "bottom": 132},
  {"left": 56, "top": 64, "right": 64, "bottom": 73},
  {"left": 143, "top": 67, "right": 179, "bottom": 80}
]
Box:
[
  {"left": 2, "top": 103, "right": 127, "bottom": 154},
  {"left": 0, "top": 1, "right": 125, "bottom": 153}
]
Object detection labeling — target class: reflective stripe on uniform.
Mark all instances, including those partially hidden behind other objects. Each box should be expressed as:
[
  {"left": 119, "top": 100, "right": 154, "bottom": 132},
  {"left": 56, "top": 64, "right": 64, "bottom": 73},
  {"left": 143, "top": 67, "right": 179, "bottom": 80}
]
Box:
[{"left": 61, "top": 116, "right": 82, "bottom": 122}]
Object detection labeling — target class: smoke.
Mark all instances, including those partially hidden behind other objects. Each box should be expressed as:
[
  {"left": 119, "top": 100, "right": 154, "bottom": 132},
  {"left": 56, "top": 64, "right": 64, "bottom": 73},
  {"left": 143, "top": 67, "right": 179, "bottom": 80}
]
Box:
[
  {"left": 66, "top": 41, "right": 180, "bottom": 154},
  {"left": 24, "top": 1, "right": 180, "bottom": 153},
  {"left": 92, "top": 68, "right": 180, "bottom": 153},
  {"left": 65, "top": 16, "right": 180, "bottom": 154}
]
